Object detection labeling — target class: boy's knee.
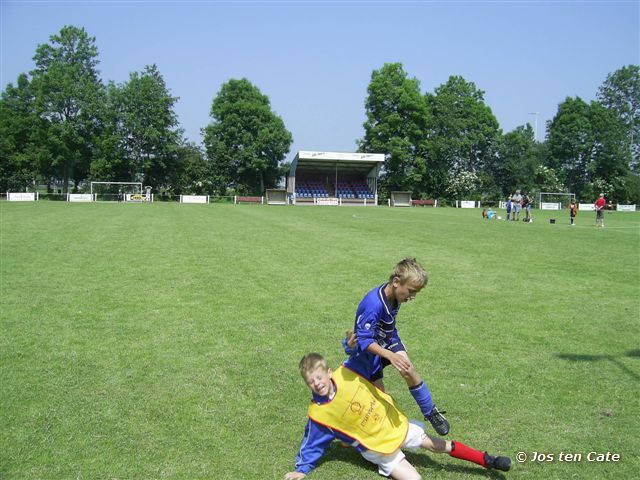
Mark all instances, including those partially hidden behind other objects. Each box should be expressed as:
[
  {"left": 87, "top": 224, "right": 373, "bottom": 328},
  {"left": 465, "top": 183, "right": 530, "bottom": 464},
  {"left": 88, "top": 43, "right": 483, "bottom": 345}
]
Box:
[
  {"left": 392, "top": 471, "right": 421, "bottom": 480},
  {"left": 402, "top": 368, "right": 422, "bottom": 385}
]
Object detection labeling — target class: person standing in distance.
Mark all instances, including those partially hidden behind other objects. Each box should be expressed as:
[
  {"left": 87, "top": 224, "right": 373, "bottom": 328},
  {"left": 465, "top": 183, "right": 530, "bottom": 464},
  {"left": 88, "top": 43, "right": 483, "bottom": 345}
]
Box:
[
  {"left": 594, "top": 193, "right": 606, "bottom": 227},
  {"left": 511, "top": 190, "right": 523, "bottom": 221},
  {"left": 569, "top": 199, "right": 578, "bottom": 226}
]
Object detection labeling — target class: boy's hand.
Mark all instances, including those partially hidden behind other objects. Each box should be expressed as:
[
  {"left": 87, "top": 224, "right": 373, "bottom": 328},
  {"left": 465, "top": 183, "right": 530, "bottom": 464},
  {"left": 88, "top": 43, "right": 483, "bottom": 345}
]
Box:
[
  {"left": 388, "top": 351, "right": 412, "bottom": 373},
  {"left": 345, "top": 330, "right": 357, "bottom": 349},
  {"left": 284, "top": 472, "right": 306, "bottom": 480},
  {"left": 343, "top": 330, "right": 358, "bottom": 355}
]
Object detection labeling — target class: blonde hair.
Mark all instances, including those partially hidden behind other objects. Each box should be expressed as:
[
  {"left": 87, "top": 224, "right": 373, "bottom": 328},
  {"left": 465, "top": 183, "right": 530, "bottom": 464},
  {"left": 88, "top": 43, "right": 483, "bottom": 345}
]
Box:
[
  {"left": 389, "top": 257, "right": 428, "bottom": 287},
  {"left": 299, "top": 353, "right": 329, "bottom": 378}
]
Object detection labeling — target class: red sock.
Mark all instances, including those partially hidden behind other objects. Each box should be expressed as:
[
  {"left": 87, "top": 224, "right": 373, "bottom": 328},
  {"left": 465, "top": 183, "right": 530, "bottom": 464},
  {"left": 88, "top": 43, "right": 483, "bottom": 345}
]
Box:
[{"left": 449, "top": 441, "right": 488, "bottom": 468}]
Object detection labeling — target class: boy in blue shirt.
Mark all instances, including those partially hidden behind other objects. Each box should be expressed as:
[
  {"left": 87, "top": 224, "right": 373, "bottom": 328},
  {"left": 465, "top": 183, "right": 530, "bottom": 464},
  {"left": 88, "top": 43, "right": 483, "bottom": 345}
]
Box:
[
  {"left": 342, "top": 258, "right": 449, "bottom": 435},
  {"left": 284, "top": 353, "right": 511, "bottom": 479}
]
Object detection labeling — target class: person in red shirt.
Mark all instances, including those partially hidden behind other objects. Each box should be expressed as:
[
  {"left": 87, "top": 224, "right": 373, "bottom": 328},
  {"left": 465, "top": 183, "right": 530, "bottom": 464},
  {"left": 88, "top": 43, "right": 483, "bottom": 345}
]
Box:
[{"left": 594, "top": 193, "right": 606, "bottom": 227}]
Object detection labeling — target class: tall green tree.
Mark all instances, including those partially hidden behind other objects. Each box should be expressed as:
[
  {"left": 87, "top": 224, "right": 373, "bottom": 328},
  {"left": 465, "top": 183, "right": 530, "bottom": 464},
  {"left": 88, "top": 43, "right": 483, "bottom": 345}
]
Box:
[
  {"left": 587, "top": 101, "right": 632, "bottom": 201},
  {"left": 533, "top": 164, "right": 564, "bottom": 194},
  {"left": 172, "top": 142, "right": 211, "bottom": 195},
  {"left": 30, "top": 25, "right": 104, "bottom": 193},
  {"left": 546, "top": 97, "right": 592, "bottom": 196},
  {"left": 0, "top": 74, "right": 49, "bottom": 191},
  {"left": 90, "top": 81, "right": 130, "bottom": 182},
  {"left": 203, "top": 78, "right": 292, "bottom": 195},
  {"left": 547, "top": 96, "right": 630, "bottom": 201},
  {"left": 358, "top": 63, "right": 430, "bottom": 196},
  {"left": 100, "top": 64, "right": 183, "bottom": 189},
  {"left": 426, "top": 76, "right": 500, "bottom": 198},
  {"left": 492, "top": 124, "right": 539, "bottom": 196},
  {"left": 597, "top": 65, "right": 640, "bottom": 172}
]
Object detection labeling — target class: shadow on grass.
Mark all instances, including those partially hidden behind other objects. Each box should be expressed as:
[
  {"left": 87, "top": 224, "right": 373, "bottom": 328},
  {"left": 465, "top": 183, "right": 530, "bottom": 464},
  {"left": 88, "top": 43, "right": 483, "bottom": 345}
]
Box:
[
  {"left": 319, "top": 444, "right": 508, "bottom": 478},
  {"left": 557, "top": 349, "right": 640, "bottom": 381}
]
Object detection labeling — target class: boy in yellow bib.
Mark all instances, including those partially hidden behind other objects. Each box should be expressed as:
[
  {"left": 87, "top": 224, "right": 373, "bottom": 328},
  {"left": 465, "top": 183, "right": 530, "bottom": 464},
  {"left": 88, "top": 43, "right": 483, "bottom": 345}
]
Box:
[{"left": 284, "top": 353, "right": 511, "bottom": 480}]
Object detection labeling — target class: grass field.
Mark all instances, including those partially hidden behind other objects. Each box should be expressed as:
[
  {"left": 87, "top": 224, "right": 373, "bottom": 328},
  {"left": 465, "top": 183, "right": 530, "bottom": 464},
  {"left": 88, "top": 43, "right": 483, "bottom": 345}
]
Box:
[{"left": 1, "top": 201, "right": 639, "bottom": 480}]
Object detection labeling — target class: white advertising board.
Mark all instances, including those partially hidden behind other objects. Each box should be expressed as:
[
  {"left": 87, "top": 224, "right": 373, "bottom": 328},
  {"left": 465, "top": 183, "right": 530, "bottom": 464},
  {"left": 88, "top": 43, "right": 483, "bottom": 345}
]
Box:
[
  {"left": 579, "top": 203, "right": 596, "bottom": 211},
  {"left": 181, "top": 195, "right": 208, "bottom": 204},
  {"left": 616, "top": 204, "right": 636, "bottom": 212},
  {"left": 317, "top": 197, "right": 340, "bottom": 206},
  {"left": 68, "top": 193, "right": 94, "bottom": 202},
  {"left": 541, "top": 202, "right": 560, "bottom": 210},
  {"left": 460, "top": 201, "right": 476, "bottom": 208},
  {"left": 8, "top": 192, "right": 37, "bottom": 201}
]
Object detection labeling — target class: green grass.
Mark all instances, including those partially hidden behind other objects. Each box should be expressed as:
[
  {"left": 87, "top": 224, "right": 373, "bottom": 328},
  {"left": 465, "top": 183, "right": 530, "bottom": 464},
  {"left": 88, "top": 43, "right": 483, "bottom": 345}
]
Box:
[{"left": 1, "top": 202, "right": 639, "bottom": 479}]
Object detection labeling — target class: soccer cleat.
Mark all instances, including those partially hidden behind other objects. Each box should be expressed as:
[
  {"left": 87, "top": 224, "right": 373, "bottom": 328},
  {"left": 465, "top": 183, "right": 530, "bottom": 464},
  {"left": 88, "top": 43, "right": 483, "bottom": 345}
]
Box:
[
  {"left": 484, "top": 453, "right": 512, "bottom": 471},
  {"left": 425, "top": 406, "right": 450, "bottom": 435}
]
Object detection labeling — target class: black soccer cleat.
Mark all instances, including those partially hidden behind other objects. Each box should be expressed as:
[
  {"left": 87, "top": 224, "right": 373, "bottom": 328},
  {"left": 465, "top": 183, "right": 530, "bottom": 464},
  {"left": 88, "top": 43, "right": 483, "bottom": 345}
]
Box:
[
  {"left": 484, "top": 453, "right": 512, "bottom": 472},
  {"left": 425, "top": 406, "right": 450, "bottom": 435}
]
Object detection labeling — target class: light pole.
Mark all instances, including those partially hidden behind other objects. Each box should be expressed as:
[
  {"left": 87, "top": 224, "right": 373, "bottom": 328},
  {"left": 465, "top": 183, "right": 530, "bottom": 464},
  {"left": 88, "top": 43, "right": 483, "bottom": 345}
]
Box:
[{"left": 529, "top": 112, "right": 539, "bottom": 142}]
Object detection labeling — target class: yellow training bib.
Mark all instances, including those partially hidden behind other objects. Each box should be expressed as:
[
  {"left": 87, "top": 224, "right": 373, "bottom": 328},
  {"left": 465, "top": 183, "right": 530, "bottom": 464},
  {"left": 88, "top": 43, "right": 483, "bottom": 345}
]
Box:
[{"left": 308, "top": 366, "right": 409, "bottom": 454}]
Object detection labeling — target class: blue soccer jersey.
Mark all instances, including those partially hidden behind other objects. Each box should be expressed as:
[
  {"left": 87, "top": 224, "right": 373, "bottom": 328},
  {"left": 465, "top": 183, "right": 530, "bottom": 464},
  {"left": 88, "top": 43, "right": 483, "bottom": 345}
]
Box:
[{"left": 343, "top": 283, "right": 406, "bottom": 380}]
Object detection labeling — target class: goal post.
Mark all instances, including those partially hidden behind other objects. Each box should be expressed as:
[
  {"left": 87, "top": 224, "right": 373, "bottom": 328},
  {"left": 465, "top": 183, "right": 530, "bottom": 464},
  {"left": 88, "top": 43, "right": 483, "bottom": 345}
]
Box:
[
  {"left": 90, "top": 182, "right": 142, "bottom": 201},
  {"left": 538, "top": 192, "right": 575, "bottom": 210}
]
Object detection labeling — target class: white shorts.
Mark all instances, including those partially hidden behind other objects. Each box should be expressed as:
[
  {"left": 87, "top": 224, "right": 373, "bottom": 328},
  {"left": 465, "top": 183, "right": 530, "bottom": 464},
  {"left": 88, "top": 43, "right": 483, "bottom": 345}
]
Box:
[{"left": 360, "top": 421, "right": 427, "bottom": 477}]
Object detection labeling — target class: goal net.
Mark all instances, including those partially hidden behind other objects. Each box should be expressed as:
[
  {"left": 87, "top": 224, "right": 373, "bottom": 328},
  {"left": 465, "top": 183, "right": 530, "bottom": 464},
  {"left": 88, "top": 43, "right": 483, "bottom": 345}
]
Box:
[
  {"left": 538, "top": 192, "right": 575, "bottom": 210},
  {"left": 91, "top": 182, "right": 142, "bottom": 201}
]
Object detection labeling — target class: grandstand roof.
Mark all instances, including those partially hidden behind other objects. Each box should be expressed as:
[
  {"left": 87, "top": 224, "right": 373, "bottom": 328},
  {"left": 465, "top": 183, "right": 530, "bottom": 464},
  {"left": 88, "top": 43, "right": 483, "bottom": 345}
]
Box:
[{"left": 290, "top": 151, "right": 384, "bottom": 176}]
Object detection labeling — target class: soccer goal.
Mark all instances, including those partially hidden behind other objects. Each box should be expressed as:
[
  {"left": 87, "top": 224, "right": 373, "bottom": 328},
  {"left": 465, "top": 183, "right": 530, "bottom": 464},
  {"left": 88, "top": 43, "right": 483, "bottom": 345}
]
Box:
[
  {"left": 90, "top": 181, "right": 142, "bottom": 202},
  {"left": 538, "top": 192, "right": 575, "bottom": 210}
]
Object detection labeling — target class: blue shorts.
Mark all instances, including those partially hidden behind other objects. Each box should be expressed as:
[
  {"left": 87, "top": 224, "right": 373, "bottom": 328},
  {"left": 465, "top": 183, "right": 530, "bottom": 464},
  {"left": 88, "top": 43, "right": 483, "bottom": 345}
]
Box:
[{"left": 344, "top": 340, "right": 406, "bottom": 382}]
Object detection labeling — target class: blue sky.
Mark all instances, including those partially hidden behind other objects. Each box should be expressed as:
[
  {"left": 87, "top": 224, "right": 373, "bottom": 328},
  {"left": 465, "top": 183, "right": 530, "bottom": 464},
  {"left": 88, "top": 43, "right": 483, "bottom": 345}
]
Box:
[{"left": 2, "top": 1, "right": 638, "bottom": 165}]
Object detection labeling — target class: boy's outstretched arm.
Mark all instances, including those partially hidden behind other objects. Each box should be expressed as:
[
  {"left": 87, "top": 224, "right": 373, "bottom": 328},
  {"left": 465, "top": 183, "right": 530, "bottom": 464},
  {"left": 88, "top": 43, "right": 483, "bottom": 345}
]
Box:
[{"left": 285, "top": 419, "right": 334, "bottom": 479}]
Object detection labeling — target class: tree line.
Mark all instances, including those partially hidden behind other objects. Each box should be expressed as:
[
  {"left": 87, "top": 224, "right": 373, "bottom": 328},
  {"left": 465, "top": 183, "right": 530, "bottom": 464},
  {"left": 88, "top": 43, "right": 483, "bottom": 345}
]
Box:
[
  {"left": 361, "top": 63, "right": 639, "bottom": 203},
  {"left": 2, "top": 25, "right": 639, "bottom": 203},
  {"left": 0, "top": 26, "right": 291, "bottom": 198}
]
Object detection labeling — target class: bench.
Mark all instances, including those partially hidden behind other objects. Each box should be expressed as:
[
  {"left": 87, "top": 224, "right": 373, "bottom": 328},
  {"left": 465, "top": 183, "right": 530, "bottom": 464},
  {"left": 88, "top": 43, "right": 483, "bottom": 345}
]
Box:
[
  {"left": 235, "top": 196, "right": 263, "bottom": 204},
  {"left": 411, "top": 199, "right": 437, "bottom": 207}
]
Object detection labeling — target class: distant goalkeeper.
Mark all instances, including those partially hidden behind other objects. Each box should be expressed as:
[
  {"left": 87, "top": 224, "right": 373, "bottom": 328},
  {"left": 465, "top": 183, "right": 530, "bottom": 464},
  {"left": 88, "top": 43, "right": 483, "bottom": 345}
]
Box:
[{"left": 342, "top": 258, "right": 449, "bottom": 436}]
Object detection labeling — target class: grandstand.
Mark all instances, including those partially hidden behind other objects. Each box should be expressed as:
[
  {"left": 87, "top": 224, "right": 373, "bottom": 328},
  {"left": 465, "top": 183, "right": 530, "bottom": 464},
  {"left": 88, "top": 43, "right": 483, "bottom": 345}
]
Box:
[{"left": 287, "top": 151, "right": 384, "bottom": 205}]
